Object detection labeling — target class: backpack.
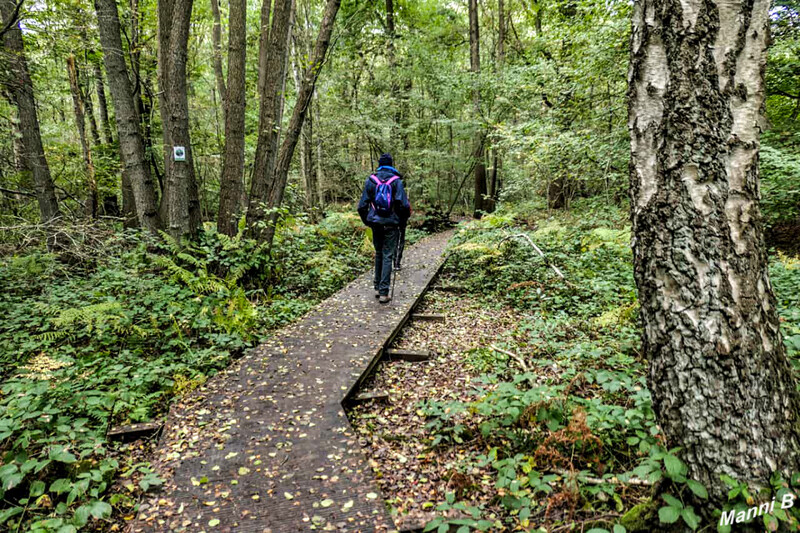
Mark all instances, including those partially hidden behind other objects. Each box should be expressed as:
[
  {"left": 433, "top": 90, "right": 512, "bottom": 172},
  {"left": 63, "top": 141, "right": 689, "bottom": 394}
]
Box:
[{"left": 369, "top": 174, "right": 399, "bottom": 217}]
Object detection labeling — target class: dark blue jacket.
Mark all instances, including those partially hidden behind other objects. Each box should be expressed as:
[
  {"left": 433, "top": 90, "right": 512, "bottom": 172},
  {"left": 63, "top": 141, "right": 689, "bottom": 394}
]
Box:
[{"left": 357, "top": 166, "right": 411, "bottom": 226}]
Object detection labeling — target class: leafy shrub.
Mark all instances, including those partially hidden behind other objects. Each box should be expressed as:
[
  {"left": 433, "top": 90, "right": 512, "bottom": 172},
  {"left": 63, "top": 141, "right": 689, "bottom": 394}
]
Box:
[{"left": 0, "top": 208, "right": 390, "bottom": 531}]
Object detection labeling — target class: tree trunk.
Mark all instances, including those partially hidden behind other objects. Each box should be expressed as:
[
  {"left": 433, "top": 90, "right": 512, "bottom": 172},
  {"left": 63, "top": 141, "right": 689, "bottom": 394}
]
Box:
[
  {"left": 259, "top": 0, "right": 341, "bottom": 248},
  {"left": 82, "top": 67, "right": 102, "bottom": 148},
  {"left": 67, "top": 55, "right": 98, "bottom": 218},
  {"left": 9, "top": 106, "right": 28, "bottom": 174},
  {"left": 246, "top": 0, "right": 294, "bottom": 237},
  {"left": 0, "top": 0, "right": 61, "bottom": 224},
  {"left": 216, "top": 0, "right": 246, "bottom": 236},
  {"left": 315, "top": 91, "right": 324, "bottom": 209},
  {"left": 290, "top": 11, "right": 317, "bottom": 220},
  {"left": 629, "top": 0, "right": 800, "bottom": 503},
  {"left": 158, "top": 0, "right": 200, "bottom": 240},
  {"left": 469, "top": 0, "right": 486, "bottom": 218},
  {"left": 257, "top": 0, "right": 273, "bottom": 99},
  {"left": 93, "top": 61, "right": 114, "bottom": 144},
  {"left": 210, "top": 0, "right": 226, "bottom": 113},
  {"left": 94, "top": 0, "right": 162, "bottom": 232}
]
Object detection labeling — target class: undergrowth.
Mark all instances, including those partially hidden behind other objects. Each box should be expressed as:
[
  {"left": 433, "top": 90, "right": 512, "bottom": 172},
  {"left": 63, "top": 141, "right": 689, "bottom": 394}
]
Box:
[
  {"left": 0, "top": 210, "right": 420, "bottom": 531},
  {"left": 418, "top": 199, "right": 800, "bottom": 532}
]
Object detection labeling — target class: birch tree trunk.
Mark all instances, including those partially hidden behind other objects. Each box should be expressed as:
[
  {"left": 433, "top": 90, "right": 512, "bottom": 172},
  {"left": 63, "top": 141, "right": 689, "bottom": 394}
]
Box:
[
  {"left": 217, "top": 0, "right": 246, "bottom": 236},
  {"left": 0, "top": 0, "right": 61, "bottom": 224},
  {"left": 260, "top": 0, "right": 341, "bottom": 248},
  {"left": 94, "top": 0, "right": 162, "bottom": 232},
  {"left": 629, "top": 0, "right": 800, "bottom": 502}
]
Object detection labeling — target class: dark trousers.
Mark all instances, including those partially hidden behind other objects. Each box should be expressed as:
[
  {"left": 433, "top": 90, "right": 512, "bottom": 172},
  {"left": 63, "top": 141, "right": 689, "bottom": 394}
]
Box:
[
  {"left": 395, "top": 223, "right": 406, "bottom": 268},
  {"left": 372, "top": 224, "right": 399, "bottom": 295}
]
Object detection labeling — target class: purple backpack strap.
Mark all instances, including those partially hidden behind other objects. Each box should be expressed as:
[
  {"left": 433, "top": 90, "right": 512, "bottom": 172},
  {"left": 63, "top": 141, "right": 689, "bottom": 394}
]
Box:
[
  {"left": 369, "top": 174, "right": 380, "bottom": 184},
  {"left": 385, "top": 175, "right": 399, "bottom": 185}
]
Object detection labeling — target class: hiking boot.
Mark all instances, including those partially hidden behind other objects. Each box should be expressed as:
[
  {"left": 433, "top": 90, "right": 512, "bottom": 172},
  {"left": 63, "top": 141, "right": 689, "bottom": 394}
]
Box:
[
  {"left": 394, "top": 263, "right": 402, "bottom": 271},
  {"left": 379, "top": 295, "right": 392, "bottom": 304},
  {"left": 374, "top": 290, "right": 380, "bottom": 298}
]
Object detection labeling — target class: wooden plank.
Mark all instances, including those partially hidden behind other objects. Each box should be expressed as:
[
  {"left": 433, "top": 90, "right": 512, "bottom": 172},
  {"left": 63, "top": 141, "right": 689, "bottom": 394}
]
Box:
[
  {"left": 132, "top": 231, "right": 454, "bottom": 533},
  {"left": 385, "top": 348, "right": 431, "bottom": 362},
  {"left": 351, "top": 390, "right": 390, "bottom": 403},
  {"left": 411, "top": 313, "right": 446, "bottom": 322},
  {"left": 107, "top": 422, "right": 162, "bottom": 443}
]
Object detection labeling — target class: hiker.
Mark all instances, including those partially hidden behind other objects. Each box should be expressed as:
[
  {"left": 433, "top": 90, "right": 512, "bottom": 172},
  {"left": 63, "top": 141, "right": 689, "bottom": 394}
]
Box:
[{"left": 357, "top": 153, "right": 411, "bottom": 304}]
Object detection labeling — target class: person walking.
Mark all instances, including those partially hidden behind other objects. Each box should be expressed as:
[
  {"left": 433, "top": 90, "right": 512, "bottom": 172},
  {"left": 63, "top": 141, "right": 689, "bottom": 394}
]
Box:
[{"left": 357, "top": 153, "right": 411, "bottom": 304}]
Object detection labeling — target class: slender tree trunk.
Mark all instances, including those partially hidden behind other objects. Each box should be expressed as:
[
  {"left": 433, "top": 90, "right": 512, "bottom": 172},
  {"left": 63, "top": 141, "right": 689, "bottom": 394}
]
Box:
[
  {"left": 82, "top": 71, "right": 102, "bottom": 148},
  {"left": 257, "top": 0, "right": 273, "bottom": 99},
  {"left": 217, "top": 0, "right": 246, "bottom": 236},
  {"left": 485, "top": 0, "right": 504, "bottom": 213},
  {"left": 67, "top": 55, "right": 98, "bottom": 218},
  {"left": 9, "top": 106, "right": 28, "bottom": 174},
  {"left": 246, "top": 0, "right": 294, "bottom": 236},
  {"left": 93, "top": 61, "right": 114, "bottom": 144},
  {"left": 259, "top": 0, "right": 341, "bottom": 248},
  {"left": 315, "top": 91, "right": 324, "bottom": 208},
  {"left": 629, "top": 0, "right": 800, "bottom": 503},
  {"left": 386, "top": 0, "right": 399, "bottom": 147},
  {"left": 274, "top": 0, "right": 296, "bottom": 150},
  {"left": 158, "top": 0, "right": 200, "bottom": 240},
  {"left": 210, "top": 0, "right": 226, "bottom": 114},
  {"left": 469, "top": 0, "right": 486, "bottom": 218},
  {"left": 292, "top": 47, "right": 317, "bottom": 219},
  {"left": 0, "top": 4, "right": 61, "bottom": 224},
  {"left": 94, "top": 0, "right": 162, "bottom": 231}
]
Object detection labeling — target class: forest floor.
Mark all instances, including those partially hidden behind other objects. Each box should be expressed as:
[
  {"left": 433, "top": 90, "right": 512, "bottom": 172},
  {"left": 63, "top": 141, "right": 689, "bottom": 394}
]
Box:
[{"left": 348, "top": 201, "right": 800, "bottom": 533}]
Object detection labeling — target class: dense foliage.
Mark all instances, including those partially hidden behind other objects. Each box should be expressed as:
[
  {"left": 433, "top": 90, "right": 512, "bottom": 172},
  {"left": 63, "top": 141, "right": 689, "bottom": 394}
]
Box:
[
  {"left": 411, "top": 202, "right": 800, "bottom": 532},
  {"left": 0, "top": 212, "right": 427, "bottom": 530}
]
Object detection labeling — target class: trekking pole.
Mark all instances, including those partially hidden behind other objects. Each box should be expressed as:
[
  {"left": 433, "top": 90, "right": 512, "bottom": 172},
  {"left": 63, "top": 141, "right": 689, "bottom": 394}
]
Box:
[{"left": 390, "top": 237, "right": 399, "bottom": 300}]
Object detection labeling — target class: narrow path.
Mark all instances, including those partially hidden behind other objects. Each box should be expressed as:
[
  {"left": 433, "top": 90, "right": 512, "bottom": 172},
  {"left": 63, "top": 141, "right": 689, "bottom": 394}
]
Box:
[{"left": 131, "top": 231, "right": 452, "bottom": 533}]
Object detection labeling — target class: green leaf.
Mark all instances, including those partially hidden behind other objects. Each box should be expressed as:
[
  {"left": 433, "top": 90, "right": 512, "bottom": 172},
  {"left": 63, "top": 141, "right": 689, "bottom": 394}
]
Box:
[
  {"left": 29, "top": 480, "right": 45, "bottom": 497},
  {"left": 661, "top": 494, "right": 683, "bottom": 509},
  {"left": 663, "top": 454, "right": 683, "bottom": 478},
  {"left": 87, "top": 500, "right": 112, "bottom": 519},
  {"left": 613, "top": 525, "right": 627, "bottom": 533},
  {"left": 0, "top": 506, "right": 23, "bottom": 524},
  {"left": 686, "top": 479, "right": 708, "bottom": 499},
  {"left": 681, "top": 506, "right": 700, "bottom": 530},
  {"left": 659, "top": 506, "right": 680, "bottom": 524},
  {"left": 50, "top": 478, "right": 72, "bottom": 494},
  {"left": 438, "top": 524, "right": 449, "bottom": 533},
  {"left": 209, "top": 519, "right": 221, "bottom": 527},
  {"left": 49, "top": 448, "right": 77, "bottom": 464}
]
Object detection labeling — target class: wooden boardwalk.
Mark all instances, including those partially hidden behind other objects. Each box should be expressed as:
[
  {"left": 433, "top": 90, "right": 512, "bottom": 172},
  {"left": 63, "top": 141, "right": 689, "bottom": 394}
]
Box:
[{"left": 131, "top": 231, "right": 452, "bottom": 533}]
